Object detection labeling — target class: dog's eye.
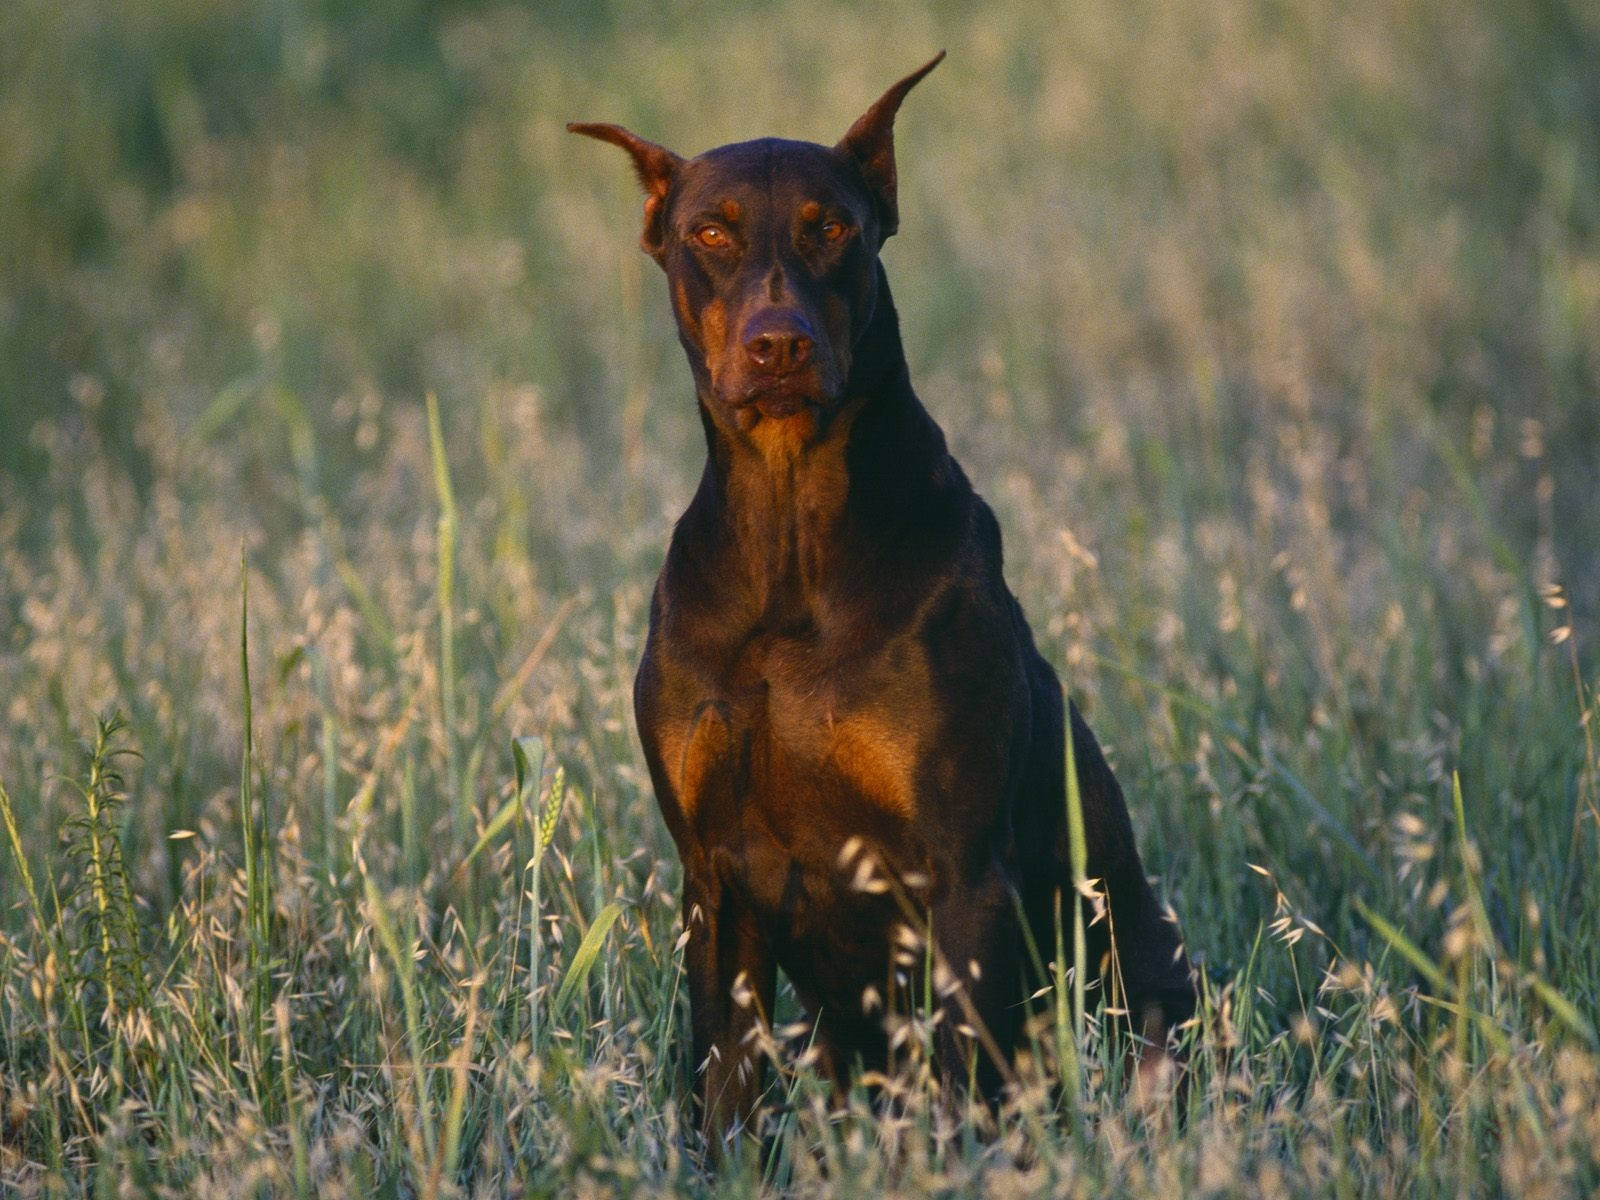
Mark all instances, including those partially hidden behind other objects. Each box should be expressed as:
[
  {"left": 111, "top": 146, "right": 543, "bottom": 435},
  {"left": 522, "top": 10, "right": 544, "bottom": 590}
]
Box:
[
  {"left": 821, "top": 220, "right": 847, "bottom": 243},
  {"left": 693, "top": 224, "right": 730, "bottom": 249}
]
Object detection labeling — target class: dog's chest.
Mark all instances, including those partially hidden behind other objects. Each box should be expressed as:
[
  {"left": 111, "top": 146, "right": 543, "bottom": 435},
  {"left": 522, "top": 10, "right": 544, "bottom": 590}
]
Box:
[
  {"left": 687, "top": 620, "right": 937, "bottom": 927},
  {"left": 658, "top": 613, "right": 936, "bottom": 855},
  {"left": 744, "top": 624, "right": 926, "bottom": 813}
]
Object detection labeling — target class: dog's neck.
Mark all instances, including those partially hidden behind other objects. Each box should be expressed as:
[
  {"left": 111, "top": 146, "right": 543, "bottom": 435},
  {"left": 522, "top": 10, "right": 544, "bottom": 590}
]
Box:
[{"left": 690, "top": 268, "right": 954, "bottom": 609}]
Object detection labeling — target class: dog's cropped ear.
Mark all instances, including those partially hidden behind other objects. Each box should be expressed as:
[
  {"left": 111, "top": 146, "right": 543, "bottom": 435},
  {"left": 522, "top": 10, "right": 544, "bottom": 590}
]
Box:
[
  {"left": 568, "top": 122, "right": 684, "bottom": 259},
  {"left": 836, "top": 51, "right": 944, "bottom": 241}
]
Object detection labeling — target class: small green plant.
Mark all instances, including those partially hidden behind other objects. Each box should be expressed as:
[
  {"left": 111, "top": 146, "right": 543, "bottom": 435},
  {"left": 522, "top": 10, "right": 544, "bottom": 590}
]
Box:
[
  {"left": 58, "top": 713, "right": 150, "bottom": 1035},
  {"left": 516, "top": 739, "right": 567, "bottom": 1049}
]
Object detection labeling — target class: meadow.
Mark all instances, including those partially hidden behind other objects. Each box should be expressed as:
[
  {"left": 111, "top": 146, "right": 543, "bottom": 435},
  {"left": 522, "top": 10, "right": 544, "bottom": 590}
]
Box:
[{"left": 1, "top": 0, "right": 1598, "bottom": 1194}]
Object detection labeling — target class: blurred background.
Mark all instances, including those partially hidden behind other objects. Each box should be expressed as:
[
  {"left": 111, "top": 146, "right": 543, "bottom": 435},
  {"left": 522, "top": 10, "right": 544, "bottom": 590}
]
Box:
[{"left": 2, "top": 0, "right": 1598, "bottom": 1191}]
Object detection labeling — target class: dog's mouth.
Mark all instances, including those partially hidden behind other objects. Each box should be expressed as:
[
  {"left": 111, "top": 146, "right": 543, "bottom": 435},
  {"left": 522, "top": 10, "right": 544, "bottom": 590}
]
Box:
[{"left": 733, "top": 377, "right": 835, "bottom": 419}]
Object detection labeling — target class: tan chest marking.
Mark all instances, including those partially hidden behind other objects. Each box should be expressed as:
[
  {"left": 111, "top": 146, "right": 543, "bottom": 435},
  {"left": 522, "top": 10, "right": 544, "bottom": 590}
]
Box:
[
  {"left": 828, "top": 712, "right": 918, "bottom": 819},
  {"left": 664, "top": 704, "right": 916, "bottom": 823},
  {"left": 745, "top": 411, "right": 819, "bottom": 461},
  {"left": 671, "top": 705, "right": 732, "bottom": 822}
]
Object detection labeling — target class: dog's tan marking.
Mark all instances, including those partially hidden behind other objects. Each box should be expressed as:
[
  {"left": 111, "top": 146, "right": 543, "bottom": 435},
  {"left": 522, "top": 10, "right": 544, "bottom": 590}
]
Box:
[
  {"left": 673, "top": 279, "right": 699, "bottom": 342},
  {"left": 653, "top": 718, "right": 689, "bottom": 813},
  {"left": 721, "top": 198, "right": 742, "bottom": 223},
  {"left": 701, "top": 297, "right": 727, "bottom": 361},
  {"left": 678, "top": 705, "right": 732, "bottom": 821},
  {"left": 745, "top": 412, "right": 817, "bottom": 462},
  {"left": 799, "top": 200, "right": 821, "bottom": 223},
  {"left": 700, "top": 297, "right": 730, "bottom": 396},
  {"left": 830, "top": 713, "right": 917, "bottom": 818}
]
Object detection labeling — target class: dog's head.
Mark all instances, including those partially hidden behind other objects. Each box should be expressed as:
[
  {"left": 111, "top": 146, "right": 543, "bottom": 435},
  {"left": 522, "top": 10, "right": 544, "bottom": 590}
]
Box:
[{"left": 571, "top": 53, "right": 942, "bottom": 428}]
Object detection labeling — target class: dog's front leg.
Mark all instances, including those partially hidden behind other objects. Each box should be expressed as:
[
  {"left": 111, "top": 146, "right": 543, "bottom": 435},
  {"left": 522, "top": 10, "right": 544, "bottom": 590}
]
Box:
[
  {"left": 928, "top": 868, "right": 1023, "bottom": 1104},
  {"left": 682, "top": 873, "right": 776, "bottom": 1152},
  {"left": 1066, "top": 703, "right": 1196, "bottom": 1095}
]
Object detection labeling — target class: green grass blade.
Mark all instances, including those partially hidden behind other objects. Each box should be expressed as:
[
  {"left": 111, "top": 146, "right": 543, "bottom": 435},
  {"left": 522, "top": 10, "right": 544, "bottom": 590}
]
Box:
[
  {"left": 1064, "top": 709, "right": 1088, "bottom": 1102},
  {"left": 426, "top": 391, "right": 462, "bottom": 841},
  {"left": 454, "top": 790, "right": 522, "bottom": 879},
  {"left": 553, "top": 901, "right": 624, "bottom": 1016},
  {"left": 0, "top": 775, "right": 47, "bottom": 938},
  {"left": 1353, "top": 898, "right": 1451, "bottom": 994},
  {"left": 1523, "top": 974, "right": 1598, "bottom": 1046}
]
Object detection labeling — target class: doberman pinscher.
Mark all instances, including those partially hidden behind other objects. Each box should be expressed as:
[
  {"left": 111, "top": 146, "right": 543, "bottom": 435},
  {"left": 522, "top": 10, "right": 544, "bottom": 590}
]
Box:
[{"left": 571, "top": 52, "right": 1195, "bottom": 1145}]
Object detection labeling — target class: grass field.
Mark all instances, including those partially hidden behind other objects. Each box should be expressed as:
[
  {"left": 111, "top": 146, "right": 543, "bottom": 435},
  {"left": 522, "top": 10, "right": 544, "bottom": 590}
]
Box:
[{"left": 2, "top": 0, "right": 1599, "bottom": 1195}]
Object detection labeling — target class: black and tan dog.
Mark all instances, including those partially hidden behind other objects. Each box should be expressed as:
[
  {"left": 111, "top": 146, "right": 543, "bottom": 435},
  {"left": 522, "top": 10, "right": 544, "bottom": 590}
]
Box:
[{"left": 571, "top": 53, "right": 1194, "bottom": 1143}]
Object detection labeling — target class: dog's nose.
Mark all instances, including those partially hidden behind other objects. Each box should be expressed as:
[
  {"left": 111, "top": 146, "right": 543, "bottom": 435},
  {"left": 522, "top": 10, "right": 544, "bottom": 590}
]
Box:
[{"left": 743, "top": 313, "right": 814, "bottom": 375}]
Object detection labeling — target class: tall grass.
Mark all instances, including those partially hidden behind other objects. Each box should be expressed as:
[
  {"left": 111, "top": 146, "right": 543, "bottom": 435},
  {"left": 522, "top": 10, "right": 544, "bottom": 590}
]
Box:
[{"left": 1, "top": 0, "right": 1598, "bottom": 1194}]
